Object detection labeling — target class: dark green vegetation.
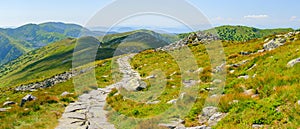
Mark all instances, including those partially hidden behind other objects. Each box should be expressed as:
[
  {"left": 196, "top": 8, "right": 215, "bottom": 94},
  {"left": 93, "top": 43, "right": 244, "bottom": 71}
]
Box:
[
  {"left": 179, "top": 25, "right": 293, "bottom": 42},
  {"left": 0, "top": 22, "right": 104, "bottom": 65},
  {"left": 210, "top": 25, "right": 293, "bottom": 41}
]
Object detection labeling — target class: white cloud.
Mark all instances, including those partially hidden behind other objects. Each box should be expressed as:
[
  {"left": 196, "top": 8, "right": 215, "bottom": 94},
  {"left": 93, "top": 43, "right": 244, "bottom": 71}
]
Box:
[
  {"left": 290, "top": 16, "right": 297, "bottom": 21},
  {"left": 244, "top": 15, "right": 269, "bottom": 19}
]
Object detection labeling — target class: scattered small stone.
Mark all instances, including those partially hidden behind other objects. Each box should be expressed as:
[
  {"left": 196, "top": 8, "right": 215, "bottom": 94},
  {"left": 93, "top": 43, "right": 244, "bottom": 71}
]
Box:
[
  {"left": 244, "top": 89, "right": 255, "bottom": 96},
  {"left": 240, "top": 51, "right": 252, "bottom": 56},
  {"left": 195, "top": 68, "right": 204, "bottom": 73},
  {"left": 20, "top": 94, "right": 36, "bottom": 107},
  {"left": 257, "top": 49, "right": 265, "bottom": 53},
  {"left": 232, "top": 100, "right": 239, "bottom": 103},
  {"left": 167, "top": 99, "right": 177, "bottom": 104},
  {"left": 212, "top": 79, "right": 222, "bottom": 84},
  {"left": 252, "top": 124, "right": 264, "bottom": 129},
  {"left": 201, "top": 106, "right": 218, "bottom": 118},
  {"left": 287, "top": 57, "right": 300, "bottom": 67},
  {"left": 0, "top": 107, "right": 11, "bottom": 112},
  {"left": 145, "top": 74, "right": 156, "bottom": 79},
  {"left": 297, "top": 100, "right": 300, "bottom": 105},
  {"left": 208, "top": 112, "right": 227, "bottom": 126},
  {"left": 61, "top": 91, "right": 71, "bottom": 97},
  {"left": 238, "top": 75, "right": 249, "bottom": 80},
  {"left": 186, "top": 125, "right": 209, "bottom": 129},
  {"left": 146, "top": 100, "right": 160, "bottom": 105},
  {"left": 102, "top": 75, "right": 109, "bottom": 78},
  {"left": 251, "top": 94, "right": 259, "bottom": 98},
  {"left": 247, "top": 64, "right": 257, "bottom": 71},
  {"left": 229, "top": 70, "right": 235, "bottom": 74},
  {"left": 3, "top": 101, "right": 16, "bottom": 106}
]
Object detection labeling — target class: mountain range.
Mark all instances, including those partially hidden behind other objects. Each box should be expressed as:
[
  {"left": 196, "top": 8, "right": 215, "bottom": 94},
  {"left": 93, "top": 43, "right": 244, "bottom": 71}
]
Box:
[
  {"left": 0, "top": 22, "right": 299, "bottom": 128},
  {"left": 0, "top": 23, "right": 295, "bottom": 66}
]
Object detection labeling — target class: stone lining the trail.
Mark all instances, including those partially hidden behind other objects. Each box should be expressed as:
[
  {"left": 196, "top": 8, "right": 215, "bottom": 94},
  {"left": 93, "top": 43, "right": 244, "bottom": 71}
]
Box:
[{"left": 56, "top": 54, "right": 145, "bottom": 129}]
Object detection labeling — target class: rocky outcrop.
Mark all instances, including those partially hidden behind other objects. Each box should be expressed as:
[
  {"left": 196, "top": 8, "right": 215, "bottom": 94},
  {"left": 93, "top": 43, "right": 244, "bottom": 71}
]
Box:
[
  {"left": 15, "top": 67, "right": 95, "bottom": 92},
  {"left": 263, "top": 31, "right": 299, "bottom": 51},
  {"left": 263, "top": 38, "right": 285, "bottom": 51},
  {"left": 287, "top": 57, "right": 300, "bottom": 67},
  {"left": 156, "top": 32, "right": 219, "bottom": 51},
  {"left": 20, "top": 94, "right": 36, "bottom": 107},
  {"left": 198, "top": 106, "right": 227, "bottom": 127}
]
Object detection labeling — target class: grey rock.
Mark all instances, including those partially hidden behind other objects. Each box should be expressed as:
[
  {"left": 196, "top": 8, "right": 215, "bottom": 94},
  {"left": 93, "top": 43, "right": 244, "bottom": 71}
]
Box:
[
  {"left": 257, "top": 49, "right": 265, "bottom": 53},
  {"left": 252, "top": 124, "right": 264, "bottom": 129},
  {"left": 240, "top": 51, "right": 252, "bottom": 56},
  {"left": 238, "top": 75, "right": 249, "bottom": 80},
  {"left": 287, "top": 57, "right": 300, "bottom": 67},
  {"left": 201, "top": 106, "right": 218, "bottom": 118},
  {"left": 208, "top": 112, "right": 227, "bottom": 126},
  {"left": 3, "top": 101, "right": 16, "bottom": 106},
  {"left": 15, "top": 68, "right": 94, "bottom": 92},
  {"left": 146, "top": 100, "right": 160, "bottom": 105},
  {"left": 158, "top": 123, "right": 177, "bottom": 129},
  {"left": 167, "top": 99, "right": 178, "bottom": 104},
  {"left": 145, "top": 74, "right": 156, "bottom": 79},
  {"left": 0, "top": 107, "right": 10, "bottom": 112},
  {"left": 212, "top": 79, "right": 222, "bottom": 84},
  {"left": 244, "top": 89, "right": 255, "bottom": 96},
  {"left": 20, "top": 94, "right": 36, "bottom": 107},
  {"left": 186, "top": 125, "right": 208, "bottom": 129},
  {"left": 61, "top": 91, "right": 71, "bottom": 97}
]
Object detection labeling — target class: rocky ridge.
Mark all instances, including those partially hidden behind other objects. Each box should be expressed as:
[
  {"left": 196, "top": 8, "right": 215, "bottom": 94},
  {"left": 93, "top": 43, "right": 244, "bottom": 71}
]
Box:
[
  {"left": 15, "top": 67, "right": 95, "bottom": 92},
  {"left": 156, "top": 32, "right": 220, "bottom": 51}
]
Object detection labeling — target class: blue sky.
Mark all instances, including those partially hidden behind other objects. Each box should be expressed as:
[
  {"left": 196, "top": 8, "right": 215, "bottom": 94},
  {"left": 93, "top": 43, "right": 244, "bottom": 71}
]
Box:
[{"left": 0, "top": 0, "right": 300, "bottom": 29}]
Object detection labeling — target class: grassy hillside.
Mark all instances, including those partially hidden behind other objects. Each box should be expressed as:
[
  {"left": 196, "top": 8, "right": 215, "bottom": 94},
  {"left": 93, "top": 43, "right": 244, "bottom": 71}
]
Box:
[
  {"left": 0, "top": 22, "right": 105, "bottom": 65},
  {"left": 107, "top": 32, "right": 300, "bottom": 128},
  {"left": 0, "top": 27, "right": 299, "bottom": 128},
  {"left": 0, "top": 29, "right": 178, "bottom": 128}
]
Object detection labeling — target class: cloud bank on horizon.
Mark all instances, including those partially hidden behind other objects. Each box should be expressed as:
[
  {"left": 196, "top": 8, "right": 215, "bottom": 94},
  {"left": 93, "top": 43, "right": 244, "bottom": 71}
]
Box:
[{"left": 0, "top": 0, "right": 299, "bottom": 29}]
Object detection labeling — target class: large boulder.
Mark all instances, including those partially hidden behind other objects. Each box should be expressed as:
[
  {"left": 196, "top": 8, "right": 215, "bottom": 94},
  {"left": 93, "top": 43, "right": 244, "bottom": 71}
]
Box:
[
  {"left": 20, "top": 94, "right": 37, "bottom": 107},
  {"left": 287, "top": 57, "right": 300, "bottom": 67}
]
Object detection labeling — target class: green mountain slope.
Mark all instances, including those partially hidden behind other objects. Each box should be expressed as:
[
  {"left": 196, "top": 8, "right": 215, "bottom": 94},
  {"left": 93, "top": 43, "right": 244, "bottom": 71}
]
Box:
[
  {"left": 0, "top": 22, "right": 104, "bottom": 65},
  {"left": 179, "top": 25, "right": 293, "bottom": 42},
  {"left": 206, "top": 25, "right": 293, "bottom": 41}
]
